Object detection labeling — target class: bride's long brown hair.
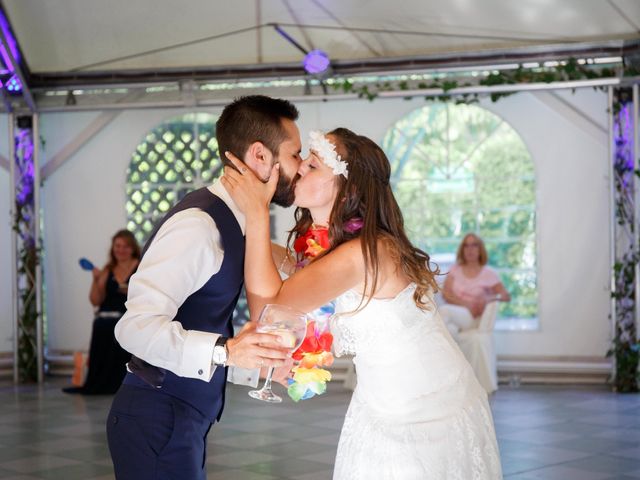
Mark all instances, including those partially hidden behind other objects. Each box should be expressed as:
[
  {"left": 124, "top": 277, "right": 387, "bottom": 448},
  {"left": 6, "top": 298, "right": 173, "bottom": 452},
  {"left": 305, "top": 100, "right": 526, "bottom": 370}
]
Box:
[{"left": 287, "top": 127, "right": 439, "bottom": 310}]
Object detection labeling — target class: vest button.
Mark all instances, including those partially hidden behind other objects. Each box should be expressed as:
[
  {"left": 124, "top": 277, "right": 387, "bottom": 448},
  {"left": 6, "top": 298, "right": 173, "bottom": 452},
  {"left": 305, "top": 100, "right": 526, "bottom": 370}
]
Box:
[{"left": 198, "top": 369, "right": 203, "bottom": 375}]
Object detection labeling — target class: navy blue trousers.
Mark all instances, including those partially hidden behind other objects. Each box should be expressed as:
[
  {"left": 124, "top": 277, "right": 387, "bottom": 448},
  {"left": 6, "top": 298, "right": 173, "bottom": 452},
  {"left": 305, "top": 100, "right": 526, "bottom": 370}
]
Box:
[{"left": 107, "top": 383, "right": 212, "bottom": 480}]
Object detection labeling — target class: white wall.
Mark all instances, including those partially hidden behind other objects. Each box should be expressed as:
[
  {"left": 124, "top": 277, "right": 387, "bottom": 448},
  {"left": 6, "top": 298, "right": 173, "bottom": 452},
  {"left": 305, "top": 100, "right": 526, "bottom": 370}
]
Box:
[
  {"left": 12, "top": 90, "right": 610, "bottom": 361},
  {"left": 40, "top": 109, "right": 198, "bottom": 350},
  {"left": 485, "top": 90, "right": 610, "bottom": 357}
]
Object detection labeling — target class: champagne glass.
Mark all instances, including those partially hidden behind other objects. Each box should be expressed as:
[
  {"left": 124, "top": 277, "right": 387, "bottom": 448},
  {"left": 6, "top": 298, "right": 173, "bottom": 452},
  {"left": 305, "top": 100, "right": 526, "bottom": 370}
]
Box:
[{"left": 248, "top": 304, "right": 308, "bottom": 403}]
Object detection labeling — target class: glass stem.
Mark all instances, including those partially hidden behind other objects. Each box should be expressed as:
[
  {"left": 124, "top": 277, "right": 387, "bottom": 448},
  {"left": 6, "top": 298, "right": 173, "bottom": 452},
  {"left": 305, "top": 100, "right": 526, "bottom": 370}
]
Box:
[{"left": 262, "top": 367, "right": 275, "bottom": 391}]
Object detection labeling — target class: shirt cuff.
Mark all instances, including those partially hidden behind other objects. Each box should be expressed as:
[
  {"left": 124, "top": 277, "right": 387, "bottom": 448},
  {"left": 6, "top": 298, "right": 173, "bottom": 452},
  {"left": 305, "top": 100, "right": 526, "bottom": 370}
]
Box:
[
  {"left": 227, "top": 367, "right": 260, "bottom": 388},
  {"left": 178, "top": 330, "right": 218, "bottom": 381}
]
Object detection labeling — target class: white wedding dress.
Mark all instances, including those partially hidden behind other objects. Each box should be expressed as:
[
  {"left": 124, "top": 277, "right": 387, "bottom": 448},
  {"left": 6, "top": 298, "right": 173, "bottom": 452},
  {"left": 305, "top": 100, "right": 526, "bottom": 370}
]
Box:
[{"left": 331, "top": 283, "right": 502, "bottom": 479}]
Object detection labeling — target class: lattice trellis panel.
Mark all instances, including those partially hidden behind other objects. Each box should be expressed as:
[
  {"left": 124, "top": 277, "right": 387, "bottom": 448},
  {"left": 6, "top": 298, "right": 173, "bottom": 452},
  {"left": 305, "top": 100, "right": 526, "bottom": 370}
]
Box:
[
  {"left": 125, "top": 113, "right": 249, "bottom": 324},
  {"left": 126, "top": 113, "right": 223, "bottom": 242}
]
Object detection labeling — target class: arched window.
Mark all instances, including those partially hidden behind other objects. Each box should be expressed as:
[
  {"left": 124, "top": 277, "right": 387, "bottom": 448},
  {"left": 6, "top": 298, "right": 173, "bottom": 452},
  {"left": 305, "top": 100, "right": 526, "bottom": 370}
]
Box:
[
  {"left": 125, "top": 112, "right": 249, "bottom": 323},
  {"left": 382, "top": 103, "right": 537, "bottom": 328}
]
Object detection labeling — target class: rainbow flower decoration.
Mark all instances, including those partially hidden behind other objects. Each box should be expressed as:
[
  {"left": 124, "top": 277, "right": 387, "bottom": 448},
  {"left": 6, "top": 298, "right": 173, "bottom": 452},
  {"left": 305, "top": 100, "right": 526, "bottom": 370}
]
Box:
[
  {"left": 287, "top": 319, "right": 334, "bottom": 402},
  {"left": 286, "top": 220, "right": 362, "bottom": 402}
]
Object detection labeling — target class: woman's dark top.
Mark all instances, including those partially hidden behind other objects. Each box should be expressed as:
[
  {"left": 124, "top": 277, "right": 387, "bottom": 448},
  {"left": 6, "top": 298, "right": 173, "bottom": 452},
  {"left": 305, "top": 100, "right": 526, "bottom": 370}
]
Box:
[{"left": 99, "top": 271, "right": 129, "bottom": 313}]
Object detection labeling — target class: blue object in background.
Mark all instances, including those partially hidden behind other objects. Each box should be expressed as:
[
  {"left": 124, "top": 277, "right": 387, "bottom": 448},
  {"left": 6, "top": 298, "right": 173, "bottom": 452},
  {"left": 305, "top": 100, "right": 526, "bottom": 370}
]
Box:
[{"left": 79, "top": 258, "right": 95, "bottom": 271}]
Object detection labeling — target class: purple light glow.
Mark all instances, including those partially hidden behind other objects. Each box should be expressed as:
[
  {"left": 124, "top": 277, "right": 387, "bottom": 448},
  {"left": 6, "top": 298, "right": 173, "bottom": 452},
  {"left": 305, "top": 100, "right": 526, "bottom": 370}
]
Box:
[
  {"left": 0, "top": 43, "right": 12, "bottom": 73},
  {"left": 303, "top": 50, "right": 330, "bottom": 75},
  {"left": 0, "top": 11, "right": 19, "bottom": 63},
  {"left": 614, "top": 103, "right": 634, "bottom": 182},
  {"left": 15, "top": 127, "right": 34, "bottom": 207}
]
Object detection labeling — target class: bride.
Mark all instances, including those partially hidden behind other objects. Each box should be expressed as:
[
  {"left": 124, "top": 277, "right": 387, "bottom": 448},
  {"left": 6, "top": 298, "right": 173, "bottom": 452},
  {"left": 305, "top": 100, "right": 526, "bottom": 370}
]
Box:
[{"left": 221, "top": 128, "right": 502, "bottom": 479}]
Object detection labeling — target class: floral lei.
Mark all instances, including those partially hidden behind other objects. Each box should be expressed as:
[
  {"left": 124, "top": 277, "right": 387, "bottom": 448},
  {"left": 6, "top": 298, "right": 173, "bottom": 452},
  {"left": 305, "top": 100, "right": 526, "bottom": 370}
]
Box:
[
  {"left": 286, "top": 219, "right": 362, "bottom": 402},
  {"left": 293, "top": 224, "right": 330, "bottom": 268}
]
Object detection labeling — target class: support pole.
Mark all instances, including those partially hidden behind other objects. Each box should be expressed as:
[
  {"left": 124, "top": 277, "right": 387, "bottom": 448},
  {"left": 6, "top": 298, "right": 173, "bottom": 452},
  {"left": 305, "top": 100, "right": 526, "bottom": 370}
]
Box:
[
  {"left": 634, "top": 84, "right": 640, "bottom": 345},
  {"left": 608, "top": 86, "right": 617, "bottom": 383},
  {"left": 8, "top": 113, "right": 17, "bottom": 383},
  {"left": 33, "top": 114, "right": 43, "bottom": 383},
  {"left": 12, "top": 115, "right": 42, "bottom": 383}
]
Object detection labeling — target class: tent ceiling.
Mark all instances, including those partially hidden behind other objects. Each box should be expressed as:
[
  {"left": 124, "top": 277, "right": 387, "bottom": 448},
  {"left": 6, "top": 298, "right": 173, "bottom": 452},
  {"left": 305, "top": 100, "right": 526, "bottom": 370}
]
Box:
[{"left": 3, "top": 0, "right": 640, "bottom": 80}]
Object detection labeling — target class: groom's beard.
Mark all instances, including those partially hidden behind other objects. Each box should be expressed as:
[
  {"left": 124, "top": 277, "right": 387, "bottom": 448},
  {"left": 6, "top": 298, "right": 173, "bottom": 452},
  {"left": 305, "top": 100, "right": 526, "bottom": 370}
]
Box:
[{"left": 271, "top": 171, "right": 299, "bottom": 208}]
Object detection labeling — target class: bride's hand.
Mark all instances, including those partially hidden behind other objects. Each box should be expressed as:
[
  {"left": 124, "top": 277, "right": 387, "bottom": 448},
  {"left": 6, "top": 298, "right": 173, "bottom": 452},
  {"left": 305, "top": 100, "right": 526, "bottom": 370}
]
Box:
[{"left": 220, "top": 151, "right": 280, "bottom": 214}]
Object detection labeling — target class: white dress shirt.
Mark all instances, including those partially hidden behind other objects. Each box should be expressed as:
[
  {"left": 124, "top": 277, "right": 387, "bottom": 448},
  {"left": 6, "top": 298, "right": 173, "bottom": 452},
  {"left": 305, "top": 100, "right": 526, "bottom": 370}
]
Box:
[{"left": 115, "top": 180, "right": 256, "bottom": 384}]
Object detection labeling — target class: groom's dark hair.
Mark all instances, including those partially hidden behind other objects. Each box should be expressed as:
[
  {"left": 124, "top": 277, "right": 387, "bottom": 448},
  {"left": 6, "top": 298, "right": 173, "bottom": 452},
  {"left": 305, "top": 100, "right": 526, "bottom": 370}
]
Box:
[{"left": 216, "top": 95, "right": 299, "bottom": 167}]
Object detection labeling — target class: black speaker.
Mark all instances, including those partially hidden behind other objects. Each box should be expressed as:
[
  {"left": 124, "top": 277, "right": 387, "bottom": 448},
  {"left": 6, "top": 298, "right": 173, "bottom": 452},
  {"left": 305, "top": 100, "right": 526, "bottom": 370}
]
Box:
[{"left": 16, "top": 115, "right": 32, "bottom": 129}]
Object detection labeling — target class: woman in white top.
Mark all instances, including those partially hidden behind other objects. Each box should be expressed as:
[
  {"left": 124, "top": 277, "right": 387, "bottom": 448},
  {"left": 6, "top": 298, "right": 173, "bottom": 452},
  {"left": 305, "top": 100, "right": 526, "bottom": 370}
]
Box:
[{"left": 440, "top": 233, "right": 511, "bottom": 334}]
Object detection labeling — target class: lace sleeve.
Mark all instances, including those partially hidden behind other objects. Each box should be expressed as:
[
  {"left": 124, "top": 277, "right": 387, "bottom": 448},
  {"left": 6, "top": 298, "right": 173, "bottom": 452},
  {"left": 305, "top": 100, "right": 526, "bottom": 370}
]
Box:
[{"left": 331, "top": 314, "right": 356, "bottom": 357}]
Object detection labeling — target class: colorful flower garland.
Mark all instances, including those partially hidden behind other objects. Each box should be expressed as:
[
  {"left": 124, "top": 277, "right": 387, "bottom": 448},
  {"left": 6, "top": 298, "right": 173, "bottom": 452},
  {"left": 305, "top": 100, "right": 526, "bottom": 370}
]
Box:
[
  {"left": 287, "top": 312, "right": 335, "bottom": 401},
  {"left": 293, "top": 224, "right": 330, "bottom": 268},
  {"left": 287, "top": 224, "right": 334, "bottom": 401},
  {"left": 286, "top": 220, "right": 362, "bottom": 401}
]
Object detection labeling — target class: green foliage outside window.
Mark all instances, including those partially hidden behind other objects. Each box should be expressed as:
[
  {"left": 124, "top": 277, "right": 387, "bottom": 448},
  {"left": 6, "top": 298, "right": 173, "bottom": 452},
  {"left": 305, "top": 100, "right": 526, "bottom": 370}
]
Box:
[{"left": 383, "top": 103, "right": 537, "bottom": 322}]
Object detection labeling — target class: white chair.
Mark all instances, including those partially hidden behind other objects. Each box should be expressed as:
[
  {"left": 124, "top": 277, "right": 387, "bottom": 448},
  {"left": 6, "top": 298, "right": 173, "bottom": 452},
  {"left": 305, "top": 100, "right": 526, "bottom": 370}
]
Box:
[{"left": 457, "top": 301, "right": 499, "bottom": 394}]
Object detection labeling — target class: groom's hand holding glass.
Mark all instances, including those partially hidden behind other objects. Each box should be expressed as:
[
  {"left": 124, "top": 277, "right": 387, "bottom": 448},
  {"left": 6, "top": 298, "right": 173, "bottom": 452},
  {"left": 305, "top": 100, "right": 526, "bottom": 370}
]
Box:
[
  {"left": 225, "top": 321, "right": 291, "bottom": 370},
  {"left": 248, "top": 304, "right": 308, "bottom": 402}
]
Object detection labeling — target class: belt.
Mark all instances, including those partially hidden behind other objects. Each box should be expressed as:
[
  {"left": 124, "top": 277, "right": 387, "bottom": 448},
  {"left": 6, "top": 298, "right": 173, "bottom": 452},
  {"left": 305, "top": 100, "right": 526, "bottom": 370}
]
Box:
[
  {"left": 96, "top": 311, "right": 124, "bottom": 319},
  {"left": 123, "top": 371, "right": 159, "bottom": 390},
  {"left": 125, "top": 356, "right": 166, "bottom": 388}
]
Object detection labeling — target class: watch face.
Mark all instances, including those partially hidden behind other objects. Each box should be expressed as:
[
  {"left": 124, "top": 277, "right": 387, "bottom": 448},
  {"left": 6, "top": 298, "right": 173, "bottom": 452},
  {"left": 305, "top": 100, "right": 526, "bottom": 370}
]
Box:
[{"left": 213, "top": 345, "right": 227, "bottom": 365}]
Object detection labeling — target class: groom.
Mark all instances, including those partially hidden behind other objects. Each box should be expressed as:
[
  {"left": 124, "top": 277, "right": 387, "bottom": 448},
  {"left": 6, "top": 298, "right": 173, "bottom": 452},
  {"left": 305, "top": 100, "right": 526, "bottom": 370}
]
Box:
[{"left": 107, "top": 95, "right": 303, "bottom": 480}]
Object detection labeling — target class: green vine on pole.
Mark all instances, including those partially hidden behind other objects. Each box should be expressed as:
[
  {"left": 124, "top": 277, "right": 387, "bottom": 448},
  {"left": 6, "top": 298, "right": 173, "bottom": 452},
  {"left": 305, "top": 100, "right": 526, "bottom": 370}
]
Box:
[
  {"left": 608, "top": 89, "right": 640, "bottom": 393},
  {"left": 13, "top": 120, "right": 39, "bottom": 383}
]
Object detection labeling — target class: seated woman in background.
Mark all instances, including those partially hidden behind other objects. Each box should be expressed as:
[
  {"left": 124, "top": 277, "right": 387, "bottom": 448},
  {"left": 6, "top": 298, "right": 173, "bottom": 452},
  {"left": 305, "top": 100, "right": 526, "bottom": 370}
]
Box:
[
  {"left": 440, "top": 233, "right": 510, "bottom": 335},
  {"left": 64, "top": 229, "right": 140, "bottom": 395}
]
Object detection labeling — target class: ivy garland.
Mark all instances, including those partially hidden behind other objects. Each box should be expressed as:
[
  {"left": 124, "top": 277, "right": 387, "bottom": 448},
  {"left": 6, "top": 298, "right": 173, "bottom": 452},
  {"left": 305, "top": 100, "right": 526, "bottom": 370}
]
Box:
[{"left": 332, "top": 57, "right": 629, "bottom": 102}]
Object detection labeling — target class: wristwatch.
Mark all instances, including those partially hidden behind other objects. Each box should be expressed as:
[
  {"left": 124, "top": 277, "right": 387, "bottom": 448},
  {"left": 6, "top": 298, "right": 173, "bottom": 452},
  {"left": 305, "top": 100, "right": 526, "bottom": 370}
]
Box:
[{"left": 213, "top": 336, "right": 229, "bottom": 367}]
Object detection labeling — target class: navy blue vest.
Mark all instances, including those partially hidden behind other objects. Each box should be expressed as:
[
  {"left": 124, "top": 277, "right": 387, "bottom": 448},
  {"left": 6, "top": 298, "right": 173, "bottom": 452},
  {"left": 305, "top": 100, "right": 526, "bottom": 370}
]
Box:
[{"left": 126, "top": 187, "right": 245, "bottom": 421}]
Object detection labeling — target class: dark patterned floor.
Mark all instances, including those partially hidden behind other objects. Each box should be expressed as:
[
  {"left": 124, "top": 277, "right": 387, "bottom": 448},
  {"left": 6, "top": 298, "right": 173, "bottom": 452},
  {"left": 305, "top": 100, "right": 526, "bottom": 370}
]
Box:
[{"left": 0, "top": 378, "right": 638, "bottom": 479}]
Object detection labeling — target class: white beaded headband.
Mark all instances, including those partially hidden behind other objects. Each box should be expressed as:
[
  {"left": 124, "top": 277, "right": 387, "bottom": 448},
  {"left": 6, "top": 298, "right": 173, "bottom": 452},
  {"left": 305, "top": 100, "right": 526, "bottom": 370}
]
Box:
[{"left": 308, "top": 130, "right": 348, "bottom": 179}]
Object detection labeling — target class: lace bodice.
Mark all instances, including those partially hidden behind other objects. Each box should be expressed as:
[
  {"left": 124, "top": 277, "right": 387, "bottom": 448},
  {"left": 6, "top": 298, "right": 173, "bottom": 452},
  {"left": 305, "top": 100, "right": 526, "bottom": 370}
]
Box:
[{"left": 332, "top": 283, "right": 438, "bottom": 357}]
